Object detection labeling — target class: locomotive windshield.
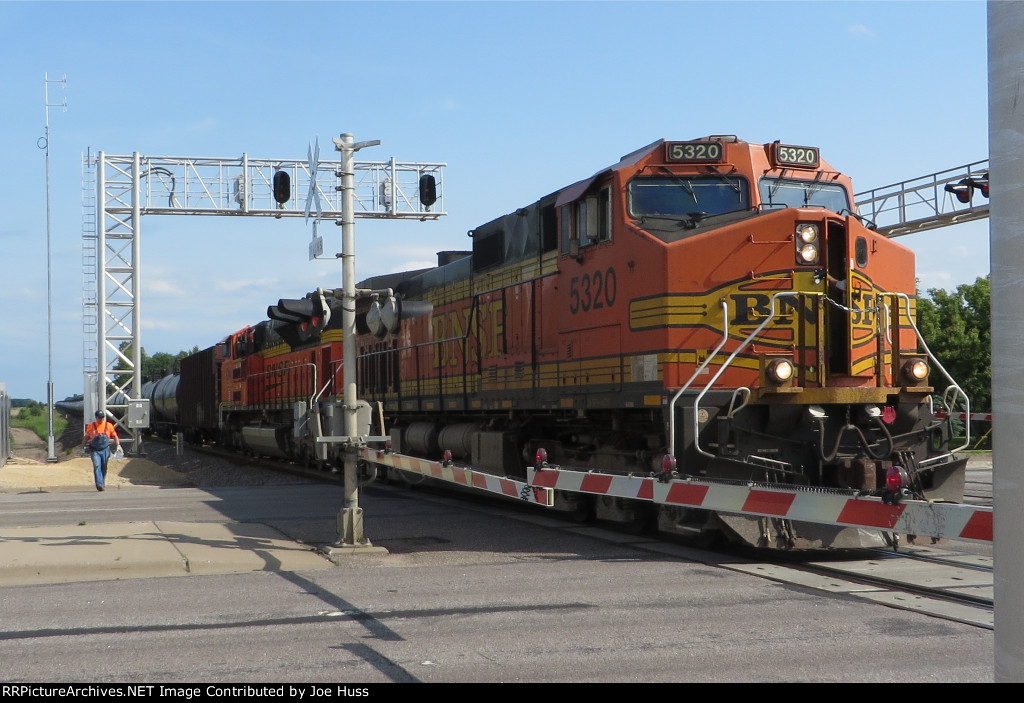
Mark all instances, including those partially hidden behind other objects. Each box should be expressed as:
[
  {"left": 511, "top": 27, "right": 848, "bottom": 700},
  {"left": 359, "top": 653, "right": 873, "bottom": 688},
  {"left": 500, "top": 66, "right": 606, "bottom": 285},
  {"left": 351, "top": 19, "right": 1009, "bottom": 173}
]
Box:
[
  {"left": 759, "top": 178, "right": 851, "bottom": 213},
  {"left": 628, "top": 176, "right": 749, "bottom": 220}
]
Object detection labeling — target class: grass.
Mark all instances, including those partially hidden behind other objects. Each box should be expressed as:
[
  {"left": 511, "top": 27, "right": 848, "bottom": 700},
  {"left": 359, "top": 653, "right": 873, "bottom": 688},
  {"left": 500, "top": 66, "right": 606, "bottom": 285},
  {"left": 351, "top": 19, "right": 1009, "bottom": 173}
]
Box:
[{"left": 9, "top": 406, "right": 69, "bottom": 445}]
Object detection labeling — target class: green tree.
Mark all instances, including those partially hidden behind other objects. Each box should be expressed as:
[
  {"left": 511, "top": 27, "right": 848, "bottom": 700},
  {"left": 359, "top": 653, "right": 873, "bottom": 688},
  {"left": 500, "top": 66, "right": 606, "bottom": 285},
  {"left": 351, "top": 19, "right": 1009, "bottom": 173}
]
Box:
[
  {"left": 112, "top": 344, "right": 197, "bottom": 386},
  {"left": 916, "top": 276, "right": 991, "bottom": 411},
  {"left": 144, "top": 352, "right": 180, "bottom": 379}
]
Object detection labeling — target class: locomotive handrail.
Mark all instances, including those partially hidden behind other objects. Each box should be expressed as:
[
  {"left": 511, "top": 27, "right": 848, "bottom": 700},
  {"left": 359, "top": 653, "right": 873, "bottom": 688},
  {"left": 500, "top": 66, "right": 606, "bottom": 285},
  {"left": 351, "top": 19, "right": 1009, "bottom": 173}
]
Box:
[
  {"left": 893, "top": 293, "right": 972, "bottom": 462},
  {"left": 355, "top": 296, "right": 480, "bottom": 404},
  {"left": 667, "top": 299, "right": 730, "bottom": 457},
  {"left": 692, "top": 291, "right": 801, "bottom": 458}
]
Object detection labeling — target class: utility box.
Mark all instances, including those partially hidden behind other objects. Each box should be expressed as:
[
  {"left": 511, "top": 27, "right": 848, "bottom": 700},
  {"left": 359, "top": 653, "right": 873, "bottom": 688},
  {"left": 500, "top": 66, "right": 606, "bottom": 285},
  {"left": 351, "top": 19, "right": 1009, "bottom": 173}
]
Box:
[{"left": 127, "top": 399, "right": 151, "bottom": 429}]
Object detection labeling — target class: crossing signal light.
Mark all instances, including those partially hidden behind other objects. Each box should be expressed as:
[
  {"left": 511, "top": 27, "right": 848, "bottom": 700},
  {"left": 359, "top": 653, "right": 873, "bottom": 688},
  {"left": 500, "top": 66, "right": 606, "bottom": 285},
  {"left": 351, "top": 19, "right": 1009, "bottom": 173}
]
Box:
[
  {"left": 267, "top": 289, "right": 332, "bottom": 348},
  {"left": 365, "top": 295, "right": 432, "bottom": 338},
  {"left": 967, "top": 172, "right": 989, "bottom": 198},
  {"left": 945, "top": 179, "right": 974, "bottom": 204},
  {"left": 945, "top": 173, "right": 989, "bottom": 204},
  {"left": 273, "top": 171, "right": 291, "bottom": 205}
]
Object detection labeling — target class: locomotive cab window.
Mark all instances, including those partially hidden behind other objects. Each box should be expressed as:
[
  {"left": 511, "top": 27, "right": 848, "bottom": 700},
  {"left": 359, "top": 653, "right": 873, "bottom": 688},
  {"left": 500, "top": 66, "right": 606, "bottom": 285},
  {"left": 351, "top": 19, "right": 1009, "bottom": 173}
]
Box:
[
  {"left": 560, "top": 187, "right": 612, "bottom": 254},
  {"left": 628, "top": 176, "right": 749, "bottom": 223},
  {"left": 759, "top": 178, "right": 851, "bottom": 214}
]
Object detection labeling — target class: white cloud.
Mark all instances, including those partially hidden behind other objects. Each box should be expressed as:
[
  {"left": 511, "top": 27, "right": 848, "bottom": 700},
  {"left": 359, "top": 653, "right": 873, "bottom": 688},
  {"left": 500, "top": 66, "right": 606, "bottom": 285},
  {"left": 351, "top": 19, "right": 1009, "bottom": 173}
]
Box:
[
  {"left": 212, "top": 277, "right": 282, "bottom": 294},
  {"left": 146, "top": 278, "right": 186, "bottom": 297}
]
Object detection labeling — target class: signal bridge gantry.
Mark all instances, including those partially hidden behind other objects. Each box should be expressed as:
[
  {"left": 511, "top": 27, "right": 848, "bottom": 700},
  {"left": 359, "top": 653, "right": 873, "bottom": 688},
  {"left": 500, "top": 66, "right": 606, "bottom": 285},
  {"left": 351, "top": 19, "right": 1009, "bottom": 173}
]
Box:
[
  {"left": 854, "top": 160, "right": 989, "bottom": 237},
  {"left": 91, "top": 150, "right": 445, "bottom": 219},
  {"left": 81, "top": 146, "right": 445, "bottom": 441}
]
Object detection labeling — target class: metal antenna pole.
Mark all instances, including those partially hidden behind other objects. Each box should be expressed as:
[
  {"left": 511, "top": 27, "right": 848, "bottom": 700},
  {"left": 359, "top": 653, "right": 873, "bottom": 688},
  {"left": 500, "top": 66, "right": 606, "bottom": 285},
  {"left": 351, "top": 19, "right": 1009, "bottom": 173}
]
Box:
[{"left": 41, "top": 73, "right": 66, "bottom": 463}]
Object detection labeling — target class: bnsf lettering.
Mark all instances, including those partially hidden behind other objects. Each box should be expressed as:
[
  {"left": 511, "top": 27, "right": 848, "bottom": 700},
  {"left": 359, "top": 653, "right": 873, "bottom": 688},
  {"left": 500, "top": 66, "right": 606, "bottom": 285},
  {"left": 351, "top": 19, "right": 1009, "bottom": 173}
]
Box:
[
  {"left": 730, "top": 292, "right": 881, "bottom": 329},
  {"left": 850, "top": 293, "right": 875, "bottom": 326},
  {"left": 569, "top": 267, "right": 617, "bottom": 314},
  {"left": 730, "top": 294, "right": 814, "bottom": 326},
  {"left": 432, "top": 299, "right": 503, "bottom": 369}
]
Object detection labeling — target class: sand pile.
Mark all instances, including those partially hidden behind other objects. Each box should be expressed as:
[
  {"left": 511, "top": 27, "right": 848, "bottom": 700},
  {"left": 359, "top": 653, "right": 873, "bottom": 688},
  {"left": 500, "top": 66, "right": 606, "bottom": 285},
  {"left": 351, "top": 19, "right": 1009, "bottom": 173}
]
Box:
[{"left": 1, "top": 454, "right": 190, "bottom": 492}]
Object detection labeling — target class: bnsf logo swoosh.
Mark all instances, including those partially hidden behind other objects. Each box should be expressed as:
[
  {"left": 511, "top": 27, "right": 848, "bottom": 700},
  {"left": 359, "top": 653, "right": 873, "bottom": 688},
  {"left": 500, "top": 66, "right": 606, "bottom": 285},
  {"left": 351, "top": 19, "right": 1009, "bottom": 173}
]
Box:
[{"left": 628, "top": 272, "right": 906, "bottom": 348}]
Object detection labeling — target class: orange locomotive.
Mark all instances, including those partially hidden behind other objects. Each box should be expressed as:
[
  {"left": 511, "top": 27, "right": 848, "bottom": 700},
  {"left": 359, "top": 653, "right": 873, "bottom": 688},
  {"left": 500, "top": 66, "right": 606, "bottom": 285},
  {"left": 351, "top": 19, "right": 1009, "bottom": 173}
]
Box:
[{"left": 172, "top": 136, "right": 968, "bottom": 549}]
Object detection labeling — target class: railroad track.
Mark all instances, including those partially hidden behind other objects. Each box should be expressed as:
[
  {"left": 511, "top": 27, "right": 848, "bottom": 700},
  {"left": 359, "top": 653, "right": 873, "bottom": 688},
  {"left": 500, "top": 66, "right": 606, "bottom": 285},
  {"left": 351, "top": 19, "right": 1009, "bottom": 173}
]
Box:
[{"left": 170, "top": 438, "right": 995, "bottom": 629}]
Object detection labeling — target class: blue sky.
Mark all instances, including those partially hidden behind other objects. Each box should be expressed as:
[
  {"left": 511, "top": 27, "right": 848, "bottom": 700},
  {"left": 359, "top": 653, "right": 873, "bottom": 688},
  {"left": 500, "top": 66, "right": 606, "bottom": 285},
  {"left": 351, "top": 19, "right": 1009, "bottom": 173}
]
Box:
[{"left": 0, "top": 1, "right": 990, "bottom": 401}]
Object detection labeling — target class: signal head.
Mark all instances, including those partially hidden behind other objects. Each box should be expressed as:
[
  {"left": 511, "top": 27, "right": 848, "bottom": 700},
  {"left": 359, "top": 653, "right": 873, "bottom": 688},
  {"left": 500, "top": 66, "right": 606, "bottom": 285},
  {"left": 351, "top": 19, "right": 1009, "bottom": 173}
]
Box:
[
  {"left": 272, "top": 170, "right": 291, "bottom": 205},
  {"left": 967, "top": 173, "right": 989, "bottom": 198},
  {"left": 419, "top": 174, "right": 438, "bottom": 208},
  {"left": 945, "top": 179, "right": 974, "bottom": 204}
]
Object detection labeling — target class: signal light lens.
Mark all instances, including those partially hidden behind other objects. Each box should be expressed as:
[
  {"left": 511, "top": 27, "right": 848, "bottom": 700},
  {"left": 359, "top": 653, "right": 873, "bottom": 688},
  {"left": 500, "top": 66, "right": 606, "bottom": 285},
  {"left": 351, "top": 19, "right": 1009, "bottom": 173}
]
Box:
[
  {"left": 661, "top": 454, "right": 677, "bottom": 473},
  {"left": 885, "top": 465, "right": 909, "bottom": 494},
  {"left": 535, "top": 448, "right": 548, "bottom": 467},
  {"left": 766, "top": 357, "right": 795, "bottom": 384}
]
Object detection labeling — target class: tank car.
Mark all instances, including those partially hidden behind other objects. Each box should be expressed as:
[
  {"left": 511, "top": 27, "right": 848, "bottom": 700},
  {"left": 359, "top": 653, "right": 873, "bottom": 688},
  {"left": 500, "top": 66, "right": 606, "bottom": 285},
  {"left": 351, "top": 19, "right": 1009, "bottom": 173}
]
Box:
[
  {"left": 174, "top": 136, "right": 969, "bottom": 550},
  {"left": 140, "top": 374, "right": 180, "bottom": 439}
]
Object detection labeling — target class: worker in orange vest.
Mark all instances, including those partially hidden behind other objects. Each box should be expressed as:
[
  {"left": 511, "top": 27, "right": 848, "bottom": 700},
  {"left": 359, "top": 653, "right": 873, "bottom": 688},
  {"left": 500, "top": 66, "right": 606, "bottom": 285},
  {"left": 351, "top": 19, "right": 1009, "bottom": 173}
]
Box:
[{"left": 83, "top": 410, "right": 121, "bottom": 491}]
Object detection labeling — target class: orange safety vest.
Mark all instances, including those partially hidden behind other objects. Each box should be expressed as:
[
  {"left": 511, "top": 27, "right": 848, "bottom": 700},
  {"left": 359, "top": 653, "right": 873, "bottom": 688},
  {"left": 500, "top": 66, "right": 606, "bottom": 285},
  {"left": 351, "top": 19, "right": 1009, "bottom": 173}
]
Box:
[{"left": 86, "top": 420, "right": 118, "bottom": 444}]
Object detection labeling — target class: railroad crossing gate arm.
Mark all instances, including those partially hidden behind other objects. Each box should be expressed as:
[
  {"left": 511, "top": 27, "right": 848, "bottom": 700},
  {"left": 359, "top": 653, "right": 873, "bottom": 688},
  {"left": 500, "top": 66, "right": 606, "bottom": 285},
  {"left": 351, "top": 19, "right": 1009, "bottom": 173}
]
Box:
[
  {"left": 359, "top": 448, "right": 554, "bottom": 506},
  {"left": 527, "top": 467, "right": 993, "bottom": 545}
]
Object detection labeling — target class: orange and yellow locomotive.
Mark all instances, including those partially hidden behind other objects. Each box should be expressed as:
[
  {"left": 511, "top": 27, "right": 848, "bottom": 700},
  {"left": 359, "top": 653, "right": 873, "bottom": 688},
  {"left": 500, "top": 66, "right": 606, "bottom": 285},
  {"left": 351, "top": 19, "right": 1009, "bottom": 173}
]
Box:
[{"left": 173, "top": 136, "right": 968, "bottom": 548}]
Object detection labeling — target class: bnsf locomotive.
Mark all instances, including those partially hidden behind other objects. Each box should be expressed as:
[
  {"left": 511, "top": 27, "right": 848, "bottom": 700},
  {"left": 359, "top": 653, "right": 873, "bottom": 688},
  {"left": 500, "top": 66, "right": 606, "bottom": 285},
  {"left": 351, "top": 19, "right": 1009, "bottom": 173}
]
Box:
[{"left": 152, "top": 136, "right": 969, "bottom": 549}]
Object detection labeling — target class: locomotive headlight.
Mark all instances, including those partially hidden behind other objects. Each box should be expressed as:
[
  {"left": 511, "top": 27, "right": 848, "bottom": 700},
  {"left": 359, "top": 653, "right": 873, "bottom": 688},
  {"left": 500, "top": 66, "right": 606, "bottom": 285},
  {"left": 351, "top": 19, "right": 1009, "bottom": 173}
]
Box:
[
  {"left": 796, "top": 223, "right": 819, "bottom": 243},
  {"left": 795, "top": 223, "right": 820, "bottom": 264},
  {"left": 797, "top": 243, "right": 819, "bottom": 263},
  {"left": 901, "top": 358, "right": 930, "bottom": 385},
  {"left": 766, "top": 357, "right": 795, "bottom": 384}
]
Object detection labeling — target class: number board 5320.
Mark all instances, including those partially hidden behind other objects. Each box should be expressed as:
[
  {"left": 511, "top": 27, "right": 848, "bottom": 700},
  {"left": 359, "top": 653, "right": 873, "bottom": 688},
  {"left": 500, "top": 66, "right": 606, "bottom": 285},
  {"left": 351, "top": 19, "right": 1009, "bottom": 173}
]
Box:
[
  {"left": 772, "top": 143, "right": 820, "bottom": 169},
  {"left": 665, "top": 141, "right": 724, "bottom": 163}
]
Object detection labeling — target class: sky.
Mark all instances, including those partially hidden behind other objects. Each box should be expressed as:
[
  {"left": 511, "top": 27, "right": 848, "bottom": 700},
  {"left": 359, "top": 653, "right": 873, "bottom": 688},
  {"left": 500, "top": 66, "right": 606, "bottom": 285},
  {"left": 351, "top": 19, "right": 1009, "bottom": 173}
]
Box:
[{"left": 0, "top": 0, "right": 991, "bottom": 402}]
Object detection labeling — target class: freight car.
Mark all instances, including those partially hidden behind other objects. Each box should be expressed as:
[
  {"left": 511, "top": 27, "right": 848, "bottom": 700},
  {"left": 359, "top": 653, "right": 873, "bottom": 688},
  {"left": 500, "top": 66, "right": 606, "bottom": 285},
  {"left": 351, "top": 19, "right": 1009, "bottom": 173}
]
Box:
[{"left": 167, "top": 136, "right": 970, "bottom": 549}]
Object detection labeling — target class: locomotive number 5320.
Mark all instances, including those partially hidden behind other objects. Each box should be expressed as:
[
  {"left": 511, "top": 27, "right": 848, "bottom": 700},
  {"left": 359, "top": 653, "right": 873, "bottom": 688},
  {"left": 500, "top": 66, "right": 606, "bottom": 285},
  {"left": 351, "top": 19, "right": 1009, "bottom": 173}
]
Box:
[{"left": 569, "top": 267, "right": 617, "bottom": 314}]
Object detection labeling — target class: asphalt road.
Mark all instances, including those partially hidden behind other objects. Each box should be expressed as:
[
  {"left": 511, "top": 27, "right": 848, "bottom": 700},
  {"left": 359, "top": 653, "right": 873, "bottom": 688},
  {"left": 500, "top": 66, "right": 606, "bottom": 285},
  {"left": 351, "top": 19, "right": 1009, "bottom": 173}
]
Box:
[{"left": 0, "top": 481, "right": 994, "bottom": 683}]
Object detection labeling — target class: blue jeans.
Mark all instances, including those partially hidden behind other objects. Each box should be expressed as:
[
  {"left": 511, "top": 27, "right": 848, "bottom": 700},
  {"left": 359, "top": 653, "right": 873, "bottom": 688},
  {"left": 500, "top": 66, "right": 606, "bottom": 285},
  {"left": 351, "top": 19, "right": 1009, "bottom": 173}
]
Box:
[{"left": 91, "top": 448, "right": 111, "bottom": 488}]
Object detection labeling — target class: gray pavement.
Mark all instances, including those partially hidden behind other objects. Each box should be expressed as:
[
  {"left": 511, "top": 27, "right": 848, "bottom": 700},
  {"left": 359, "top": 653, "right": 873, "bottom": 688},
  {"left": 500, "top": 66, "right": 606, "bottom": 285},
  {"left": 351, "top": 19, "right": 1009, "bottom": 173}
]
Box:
[
  {"left": 0, "top": 452, "right": 996, "bottom": 588},
  {"left": 1, "top": 519, "right": 336, "bottom": 587},
  {"left": 0, "top": 478, "right": 358, "bottom": 587},
  {"left": 0, "top": 476, "right": 995, "bottom": 682}
]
